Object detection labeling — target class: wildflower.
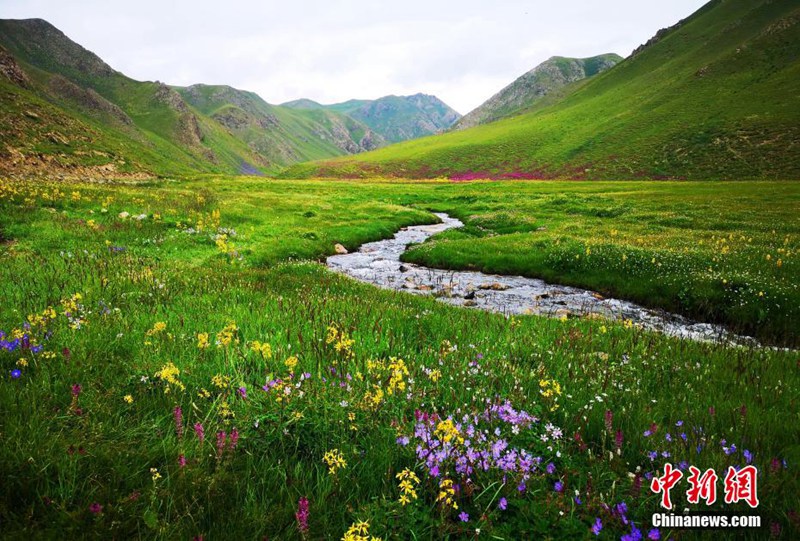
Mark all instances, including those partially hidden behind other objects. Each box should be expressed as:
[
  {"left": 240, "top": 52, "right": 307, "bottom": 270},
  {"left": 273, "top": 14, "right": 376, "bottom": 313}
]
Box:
[
  {"left": 554, "top": 481, "right": 564, "bottom": 492},
  {"left": 123, "top": 394, "right": 133, "bottom": 404},
  {"left": 648, "top": 528, "right": 661, "bottom": 540},
  {"left": 194, "top": 423, "right": 205, "bottom": 443},
  {"left": 285, "top": 356, "right": 299, "bottom": 372},
  {"left": 216, "top": 431, "right": 227, "bottom": 459},
  {"left": 323, "top": 449, "right": 347, "bottom": 475},
  {"left": 250, "top": 340, "right": 272, "bottom": 358},
  {"left": 215, "top": 322, "right": 238, "bottom": 348},
  {"left": 89, "top": 502, "right": 103, "bottom": 514},
  {"left": 498, "top": 497, "right": 508, "bottom": 510},
  {"left": 295, "top": 497, "right": 310, "bottom": 534},
  {"left": 174, "top": 406, "right": 183, "bottom": 439},
  {"left": 197, "top": 332, "right": 210, "bottom": 349},
  {"left": 325, "top": 325, "right": 355, "bottom": 357},
  {"left": 146, "top": 322, "right": 167, "bottom": 337},
  {"left": 604, "top": 409, "right": 614, "bottom": 432},
  {"left": 396, "top": 468, "right": 420, "bottom": 505},
  {"left": 591, "top": 518, "right": 603, "bottom": 536},
  {"left": 237, "top": 386, "right": 247, "bottom": 399},
  {"left": 458, "top": 511, "right": 469, "bottom": 522},
  {"left": 437, "top": 478, "right": 458, "bottom": 510},
  {"left": 150, "top": 468, "right": 162, "bottom": 482},
  {"left": 154, "top": 362, "right": 185, "bottom": 393},
  {"left": 178, "top": 454, "right": 186, "bottom": 468},
  {"left": 71, "top": 384, "right": 82, "bottom": 397},
  {"left": 342, "top": 520, "right": 375, "bottom": 541},
  {"left": 229, "top": 427, "right": 239, "bottom": 450},
  {"left": 10, "top": 369, "right": 21, "bottom": 379}
]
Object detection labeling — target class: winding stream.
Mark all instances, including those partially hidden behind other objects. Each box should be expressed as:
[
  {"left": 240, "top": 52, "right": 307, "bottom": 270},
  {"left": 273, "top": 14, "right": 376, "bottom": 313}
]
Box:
[{"left": 327, "top": 213, "right": 756, "bottom": 345}]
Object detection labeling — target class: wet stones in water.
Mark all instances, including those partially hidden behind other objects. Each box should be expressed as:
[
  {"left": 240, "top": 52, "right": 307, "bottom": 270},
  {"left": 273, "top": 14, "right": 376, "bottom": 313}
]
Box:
[{"left": 479, "top": 282, "right": 510, "bottom": 291}]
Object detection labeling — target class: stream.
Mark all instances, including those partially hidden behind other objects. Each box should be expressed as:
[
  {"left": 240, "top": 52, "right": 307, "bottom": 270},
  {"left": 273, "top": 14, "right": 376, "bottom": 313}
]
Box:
[{"left": 327, "top": 213, "right": 756, "bottom": 345}]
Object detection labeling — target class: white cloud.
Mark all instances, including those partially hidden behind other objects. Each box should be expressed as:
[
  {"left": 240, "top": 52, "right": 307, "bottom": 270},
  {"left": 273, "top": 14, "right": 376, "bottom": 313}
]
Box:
[{"left": 0, "top": 0, "right": 709, "bottom": 114}]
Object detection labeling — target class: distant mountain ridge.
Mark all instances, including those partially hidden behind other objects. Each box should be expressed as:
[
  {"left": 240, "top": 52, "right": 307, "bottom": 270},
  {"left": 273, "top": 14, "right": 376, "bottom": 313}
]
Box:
[
  {"left": 454, "top": 54, "right": 622, "bottom": 130},
  {"left": 282, "top": 94, "right": 461, "bottom": 143},
  {"left": 284, "top": 0, "right": 800, "bottom": 180},
  {"left": 0, "top": 18, "right": 452, "bottom": 177}
]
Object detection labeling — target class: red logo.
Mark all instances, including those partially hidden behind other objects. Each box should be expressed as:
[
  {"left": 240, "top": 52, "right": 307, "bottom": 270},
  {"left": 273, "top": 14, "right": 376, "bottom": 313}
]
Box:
[{"left": 651, "top": 464, "right": 759, "bottom": 509}]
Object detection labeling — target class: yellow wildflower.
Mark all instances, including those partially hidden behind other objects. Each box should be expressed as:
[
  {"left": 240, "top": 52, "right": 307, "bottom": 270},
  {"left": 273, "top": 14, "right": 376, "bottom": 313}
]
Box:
[{"left": 323, "top": 449, "right": 347, "bottom": 475}]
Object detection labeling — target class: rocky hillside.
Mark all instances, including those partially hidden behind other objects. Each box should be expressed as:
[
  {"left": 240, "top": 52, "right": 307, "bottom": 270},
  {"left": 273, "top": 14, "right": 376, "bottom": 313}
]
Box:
[
  {"left": 283, "top": 93, "right": 461, "bottom": 143},
  {"left": 175, "top": 84, "right": 385, "bottom": 166},
  {"left": 0, "top": 18, "right": 430, "bottom": 178},
  {"left": 454, "top": 54, "right": 622, "bottom": 130}
]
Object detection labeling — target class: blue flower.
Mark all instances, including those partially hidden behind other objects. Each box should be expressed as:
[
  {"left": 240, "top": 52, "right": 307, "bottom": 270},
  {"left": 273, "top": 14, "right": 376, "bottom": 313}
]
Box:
[
  {"left": 590, "top": 518, "right": 603, "bottom": 536},
  {"left": 10, "top": 369, "right": 21, "bottom": 379}
]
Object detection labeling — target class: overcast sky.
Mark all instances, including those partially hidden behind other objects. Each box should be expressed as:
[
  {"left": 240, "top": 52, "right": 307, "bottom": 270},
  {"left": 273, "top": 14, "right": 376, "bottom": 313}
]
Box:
[{"left": 1, "top": 0, "right": 708, "bottom": 114}]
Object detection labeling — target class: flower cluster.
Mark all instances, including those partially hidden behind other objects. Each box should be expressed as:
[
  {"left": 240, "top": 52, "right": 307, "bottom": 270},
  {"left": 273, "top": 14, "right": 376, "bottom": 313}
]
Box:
[
  {"left": 154, "top": 362, "right": 185, "bottom": 394},
  {"left": 323, "top": 449, "right": 347, "bottom": 475},
  {"left": 396, "top": 468, "right": 420, "bottom": 506},
  {"left": 326, "top": 325, "right": 355, "bottom": 358}
]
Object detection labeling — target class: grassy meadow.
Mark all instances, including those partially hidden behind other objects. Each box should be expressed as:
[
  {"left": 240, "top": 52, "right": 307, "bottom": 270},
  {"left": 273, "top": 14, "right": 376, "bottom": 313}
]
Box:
[{"left": 0, "top": 176, "right": 798, "bottom": 540}]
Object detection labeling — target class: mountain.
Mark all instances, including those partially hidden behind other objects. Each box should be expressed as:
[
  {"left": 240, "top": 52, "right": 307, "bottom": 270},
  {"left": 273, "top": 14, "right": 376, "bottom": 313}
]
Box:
[
  {"left": 174, "top": 84, "right": 384, "bottom": 165},
  {"left": 283, "top": 0, "right": 800, "bottom": 180},
  {"left": 453, "top": 54, "right": 622, "bottom": 130},
  {"left": 283, "top": 93, "right": 461, "bottom": 143},
  {"left": 0, "top": 18, "right": 391, "bottom": 178}
]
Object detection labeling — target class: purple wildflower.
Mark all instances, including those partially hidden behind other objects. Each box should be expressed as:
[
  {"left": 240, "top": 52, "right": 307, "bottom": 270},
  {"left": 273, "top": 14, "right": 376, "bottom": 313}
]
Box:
[
  {"left": 229, "top": 427, "right": 239, "bottom": 451},
  {"left": 10, "top": 369, "right": 21, "bottom": 379},
  {"left": 216, "top": 431, "right": 227, "bottom": 458},
  {"left": 546, "top": 462, "right": 556, "bottom": 475},
  {"left": 173, "top": 406, "right": 183, "bottom": 439},
  {"left": 498, "top": 497, "right": 507, "bottom": 510},
  {"left": 591, "top": 518, "right": 603, "bottom": 536},
  {"left": 71, "top": 384, "right": 82, "bottom": 397},
  {"left": 89, "top": 502, "right": 103, "bottom": 514},
  {"left": 237, "top": 386, "right": 247, "bottom": 399},
  {"left": 554, "top": 481, "right": 564, "bottom": 492},
  {"left": 648, "top": 528, "right": 661, "bottom": 540},
  {"left": 604, "top": 410, "right": 613, "bottom": 432},
  {"left": 458, "top": 511, "right": 469, "bottom": 522},
  {"left": 193, "top": 422, "right": 205, "bottom": 443},
  {"left": 296, "top": 497, "right": 310, "bottom": 534}
]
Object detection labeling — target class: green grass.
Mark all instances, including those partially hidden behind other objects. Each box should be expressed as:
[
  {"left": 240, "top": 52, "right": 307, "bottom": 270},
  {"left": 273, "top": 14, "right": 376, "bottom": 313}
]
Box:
[
  {"left": 283, "top": 0, "right": 800, "bottom": 180},
  {"left": 0, "top": 176, "right": 798, "bottom": 540}
]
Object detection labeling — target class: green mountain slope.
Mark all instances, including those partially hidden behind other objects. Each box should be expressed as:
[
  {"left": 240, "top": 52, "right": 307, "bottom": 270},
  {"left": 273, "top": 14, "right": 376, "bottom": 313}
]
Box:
[
  {"left": 453, "top": 54, "right": 622, "bottom": 130},
  {"left": 284, "top": 0, "right": 800, "bottom": 180},
  {"left": 282, "top": 93, "right": 461, "bottom": 143}
]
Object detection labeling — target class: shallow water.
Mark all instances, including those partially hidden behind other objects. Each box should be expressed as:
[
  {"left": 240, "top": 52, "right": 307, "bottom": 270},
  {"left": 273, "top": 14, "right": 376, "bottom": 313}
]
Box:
[{"left": 327, "top": 213, "right": 756, "bottom": 345}]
